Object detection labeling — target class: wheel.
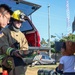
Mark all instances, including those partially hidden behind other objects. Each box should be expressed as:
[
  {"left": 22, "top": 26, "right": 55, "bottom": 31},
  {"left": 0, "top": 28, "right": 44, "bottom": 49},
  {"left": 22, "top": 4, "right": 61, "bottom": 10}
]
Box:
[{"left": 52, "top": 61, "right": 56, "bottom": 65}]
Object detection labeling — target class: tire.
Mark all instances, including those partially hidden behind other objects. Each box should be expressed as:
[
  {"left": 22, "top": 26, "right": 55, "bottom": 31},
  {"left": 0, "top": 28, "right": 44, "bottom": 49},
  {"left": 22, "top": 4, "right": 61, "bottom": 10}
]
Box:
[
  {"left": 52, "top": 61, "right": 56, "bottom": 65},
  {"left": 52, "top": 72, "right": 57, "bottom": 75},
  {"left": 50, "top": 70, "right": 57, "bottom": 75}
]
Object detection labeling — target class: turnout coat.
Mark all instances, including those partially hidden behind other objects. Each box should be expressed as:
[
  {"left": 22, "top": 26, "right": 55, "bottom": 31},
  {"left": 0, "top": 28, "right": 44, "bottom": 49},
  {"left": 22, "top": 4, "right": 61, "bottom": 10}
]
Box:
[{"left": 0, "top": 27, "right": 28, "bottom": 65}]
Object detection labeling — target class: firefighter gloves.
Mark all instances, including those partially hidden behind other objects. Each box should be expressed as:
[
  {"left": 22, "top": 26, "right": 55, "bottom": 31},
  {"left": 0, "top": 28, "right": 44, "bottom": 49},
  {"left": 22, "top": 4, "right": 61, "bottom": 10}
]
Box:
[{"left": 18, "top": 50, "right": 34, "bottom": 58}]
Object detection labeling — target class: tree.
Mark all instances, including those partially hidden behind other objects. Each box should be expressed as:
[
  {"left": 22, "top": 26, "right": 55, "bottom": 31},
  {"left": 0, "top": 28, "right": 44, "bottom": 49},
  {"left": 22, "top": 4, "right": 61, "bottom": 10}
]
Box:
[
  {"left": 40, "top": 38, "right": 56, "bottom": 53},
  {"left": 41, "top": 38, "right": 48, "bottom": 47},
  {"left": 59, "top": 33, "right": 75, "bottom": 42}
]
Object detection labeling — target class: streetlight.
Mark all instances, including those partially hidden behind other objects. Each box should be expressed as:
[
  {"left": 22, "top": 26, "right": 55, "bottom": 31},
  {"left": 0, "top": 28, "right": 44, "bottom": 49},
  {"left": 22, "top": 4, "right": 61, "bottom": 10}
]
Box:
[{"left": 48, "top": 4, "right": 51, "bottom": 57}]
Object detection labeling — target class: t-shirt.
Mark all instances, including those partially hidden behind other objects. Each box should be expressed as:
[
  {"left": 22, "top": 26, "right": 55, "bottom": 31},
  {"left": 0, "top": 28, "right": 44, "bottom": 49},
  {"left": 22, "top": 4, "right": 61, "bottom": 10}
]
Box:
[{"left": 59, "top": 55, "right": 75, "bottom": 73}]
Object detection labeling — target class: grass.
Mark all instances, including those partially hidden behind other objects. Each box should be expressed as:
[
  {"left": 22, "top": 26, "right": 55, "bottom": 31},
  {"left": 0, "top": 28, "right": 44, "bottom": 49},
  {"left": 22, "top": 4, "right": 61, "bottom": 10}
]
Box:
[
  {"left": 30, "top": 64, "right": 58, "bottom": 69},
  {"left": 26, "top": 64, "right": 58, "bottom": 75},
  {"left": 0, "top": 64, "right": 59, "bottom": 75}
]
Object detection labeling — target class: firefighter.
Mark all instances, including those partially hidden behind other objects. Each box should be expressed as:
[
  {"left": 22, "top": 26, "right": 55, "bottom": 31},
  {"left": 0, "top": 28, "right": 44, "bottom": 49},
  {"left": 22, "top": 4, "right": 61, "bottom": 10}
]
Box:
[
  {"left": 0, "top": 10, "right": 33, "bottom": 75},
  {"left": 0, "top": 4, "right": 13, "bottom": 75},
  {"left": 0, "top": 3, "right": 13, "bottom": 65}
]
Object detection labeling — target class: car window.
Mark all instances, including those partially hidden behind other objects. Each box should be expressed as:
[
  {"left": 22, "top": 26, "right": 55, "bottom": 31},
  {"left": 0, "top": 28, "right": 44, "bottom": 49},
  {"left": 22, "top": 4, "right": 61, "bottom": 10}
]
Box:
[
  {"left": 0, "top": 0, "right": 41, "bottom": 16},
  {"left": 6, "top": 20, "right": 33, "bottom": 32},
  {"left": 20, "top": 20, "right": 33, "bottom": 32},
  {"left": 42, "top": 56, "right": 45, "bottom": 59},
  {"left": 42, "top": 55, "right": 51, "bottom": 59},
  {"left": 45, "top": 56, "right": 50, "bottom": 59}
]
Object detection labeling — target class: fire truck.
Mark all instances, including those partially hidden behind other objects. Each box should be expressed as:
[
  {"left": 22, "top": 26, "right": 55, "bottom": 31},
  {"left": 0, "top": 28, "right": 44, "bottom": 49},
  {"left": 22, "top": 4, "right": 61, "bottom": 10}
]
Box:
[{"left": 0, "top": 0, "right": 41, "bottom": 47}]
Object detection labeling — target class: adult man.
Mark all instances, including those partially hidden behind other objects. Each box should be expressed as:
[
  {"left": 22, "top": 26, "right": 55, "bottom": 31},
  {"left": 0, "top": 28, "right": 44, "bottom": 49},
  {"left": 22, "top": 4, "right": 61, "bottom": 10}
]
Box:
[
  {"left": 1, "top": 10, "right": 33, "bottom": 75},
  {"left": 0, "top": 4, "right": 13, "bottom": 66},
  {"left": 0, "top": 3, "right": 13, "bottom": 75}
]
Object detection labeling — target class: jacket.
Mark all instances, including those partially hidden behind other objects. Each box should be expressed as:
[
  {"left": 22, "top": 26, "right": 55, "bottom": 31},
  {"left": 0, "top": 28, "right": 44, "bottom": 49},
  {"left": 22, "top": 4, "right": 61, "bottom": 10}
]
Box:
[{"left": 0, "top": 27, "right": 28, "bottom": 65}]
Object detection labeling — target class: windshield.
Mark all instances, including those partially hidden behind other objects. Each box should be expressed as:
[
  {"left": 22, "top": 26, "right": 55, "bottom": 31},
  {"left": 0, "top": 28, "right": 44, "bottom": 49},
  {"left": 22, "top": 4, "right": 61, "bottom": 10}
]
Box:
[{"left": 42, "top": 55, "right": 51, "bottom": 59}]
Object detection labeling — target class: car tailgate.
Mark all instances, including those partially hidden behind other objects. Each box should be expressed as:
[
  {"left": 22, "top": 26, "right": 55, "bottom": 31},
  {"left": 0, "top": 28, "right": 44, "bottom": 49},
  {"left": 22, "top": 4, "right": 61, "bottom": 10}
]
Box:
[{"left": 0, "top": 0, "right": 41, "bottom": 16}]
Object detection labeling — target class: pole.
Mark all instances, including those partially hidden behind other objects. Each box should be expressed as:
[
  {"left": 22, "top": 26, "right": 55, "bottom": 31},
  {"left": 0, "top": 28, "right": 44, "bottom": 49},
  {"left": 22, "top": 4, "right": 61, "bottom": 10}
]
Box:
[{"left": 48, "top": 5, "right": 51, "bottom": 57}]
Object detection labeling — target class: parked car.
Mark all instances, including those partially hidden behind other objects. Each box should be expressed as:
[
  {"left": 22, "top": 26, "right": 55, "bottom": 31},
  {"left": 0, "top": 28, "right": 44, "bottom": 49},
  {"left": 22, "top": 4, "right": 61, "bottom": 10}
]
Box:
[{"left": 36, "top": 54, "right": 56, "bottom": 65}]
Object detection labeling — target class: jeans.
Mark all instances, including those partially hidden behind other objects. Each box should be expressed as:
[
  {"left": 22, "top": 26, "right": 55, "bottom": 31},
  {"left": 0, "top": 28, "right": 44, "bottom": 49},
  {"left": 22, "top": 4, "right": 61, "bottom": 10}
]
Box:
[{"left": 64, "top": 72, "right": 75, "bottom": 75}]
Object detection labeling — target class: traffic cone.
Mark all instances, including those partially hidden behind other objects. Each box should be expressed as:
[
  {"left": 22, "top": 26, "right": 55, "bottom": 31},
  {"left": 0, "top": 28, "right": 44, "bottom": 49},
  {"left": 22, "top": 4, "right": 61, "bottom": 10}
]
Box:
[{"left": 2, "top": 70, "right": 8, "bottom": 75}]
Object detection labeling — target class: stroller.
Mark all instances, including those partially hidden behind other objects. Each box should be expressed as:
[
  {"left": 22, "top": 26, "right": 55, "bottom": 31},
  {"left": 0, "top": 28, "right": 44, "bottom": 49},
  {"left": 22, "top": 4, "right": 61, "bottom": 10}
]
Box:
[{"left": 55, "top": 67, "right": 63, "bottom": 75}]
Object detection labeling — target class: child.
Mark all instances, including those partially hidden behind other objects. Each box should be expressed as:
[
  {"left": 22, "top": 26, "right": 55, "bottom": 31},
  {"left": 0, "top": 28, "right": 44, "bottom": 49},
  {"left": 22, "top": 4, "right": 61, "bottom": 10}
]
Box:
[{"left": 56, "top": 42, "right": 75, "bottom": 75}]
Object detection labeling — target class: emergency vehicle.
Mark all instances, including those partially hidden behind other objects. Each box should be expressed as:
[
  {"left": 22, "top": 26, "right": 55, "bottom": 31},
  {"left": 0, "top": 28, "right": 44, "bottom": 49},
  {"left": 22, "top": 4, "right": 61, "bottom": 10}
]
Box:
[{"left": 0, "top": 0, "right": 41, "bottom": 47}]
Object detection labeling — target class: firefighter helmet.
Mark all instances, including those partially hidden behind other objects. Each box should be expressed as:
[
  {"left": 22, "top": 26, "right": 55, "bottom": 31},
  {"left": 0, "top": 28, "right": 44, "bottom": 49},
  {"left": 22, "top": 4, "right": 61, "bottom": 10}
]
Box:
[{"left": 12, "top": 10, "right": 26, "bottom": 22}]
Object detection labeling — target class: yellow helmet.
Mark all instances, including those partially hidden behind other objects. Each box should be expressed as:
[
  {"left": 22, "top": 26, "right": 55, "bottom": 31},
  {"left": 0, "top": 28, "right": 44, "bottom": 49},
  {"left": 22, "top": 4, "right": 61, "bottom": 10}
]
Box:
[{"left": 12, "top": 10, "right": 26, "bottom": 22}]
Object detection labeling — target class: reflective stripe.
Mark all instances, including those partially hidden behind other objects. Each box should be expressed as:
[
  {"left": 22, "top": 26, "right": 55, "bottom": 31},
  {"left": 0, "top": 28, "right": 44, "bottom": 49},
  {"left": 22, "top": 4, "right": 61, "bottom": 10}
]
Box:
[
  {"left": 0, "top": 60, "right": 2, "bottom": 65},
  {"left": 0, "top": 55, "right": 5, "bottom": 59},
  {"left": 0, "top": 55, "right": 6, "bottom": 65},
  {"left": 6, "top": 47, "right": 14, "bottom": 55}
]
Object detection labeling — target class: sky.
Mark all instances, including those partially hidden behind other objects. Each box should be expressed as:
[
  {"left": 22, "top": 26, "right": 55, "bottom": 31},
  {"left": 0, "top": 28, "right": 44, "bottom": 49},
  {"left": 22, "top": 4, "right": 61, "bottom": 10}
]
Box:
[{"left": 25, "top": 0, "right": 75, "bottom": 41}]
